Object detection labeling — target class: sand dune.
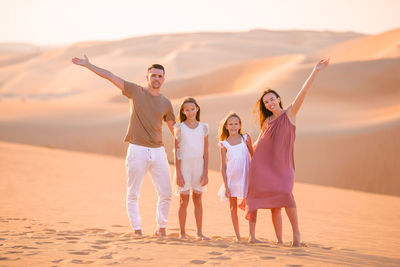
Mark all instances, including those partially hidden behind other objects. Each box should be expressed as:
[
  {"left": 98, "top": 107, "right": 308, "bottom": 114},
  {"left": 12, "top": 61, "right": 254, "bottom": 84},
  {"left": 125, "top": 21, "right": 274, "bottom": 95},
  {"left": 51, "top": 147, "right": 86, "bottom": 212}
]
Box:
[
  {"left": 0, "top": 141, "right": 399, "bottom": 266},
  {"left": 1, "top": 28, "right": 400, "bottom": 266},
  {"left": 0, "top": 30, "right": 361, "bottom": 98},
  {"left": 311, "top": 28, "right": 400, "bottom": 63},
  {"left": 0, "top": 30, "right": 399, "bottom": 192}
]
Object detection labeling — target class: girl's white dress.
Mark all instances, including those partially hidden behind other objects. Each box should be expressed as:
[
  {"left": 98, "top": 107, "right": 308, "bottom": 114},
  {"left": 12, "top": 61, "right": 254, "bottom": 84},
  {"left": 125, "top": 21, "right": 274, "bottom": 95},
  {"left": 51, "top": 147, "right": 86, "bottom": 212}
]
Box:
[
  {"left": 174, "top": 122, "right": 208, "bottom": 194},
  {"left": 218, "top": 134, "right": 250, "bottom": 201}
]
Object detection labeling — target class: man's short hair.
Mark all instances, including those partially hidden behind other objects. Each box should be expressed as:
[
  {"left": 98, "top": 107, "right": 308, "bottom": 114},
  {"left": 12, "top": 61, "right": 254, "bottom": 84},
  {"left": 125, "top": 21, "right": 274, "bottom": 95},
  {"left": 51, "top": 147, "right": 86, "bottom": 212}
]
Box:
[{"left": 147, "top": 64, "right": 165, "bottom": 75}]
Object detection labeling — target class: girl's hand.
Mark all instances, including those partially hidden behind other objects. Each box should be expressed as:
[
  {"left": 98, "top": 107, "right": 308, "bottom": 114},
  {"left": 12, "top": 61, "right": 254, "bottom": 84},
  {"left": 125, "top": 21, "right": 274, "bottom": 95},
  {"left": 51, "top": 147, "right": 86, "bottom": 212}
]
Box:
[
  {"left": 314, "top": 58, "right": 330, "bottom": 72},
  {"left": 200, "top": 173, "right": 208, "bottom": 186},
  {"left": 225, "top": 187, "right": 231, "bottom": 198},
  {"left": 176, "top": 173, "right": 185, "bottom": 187}
]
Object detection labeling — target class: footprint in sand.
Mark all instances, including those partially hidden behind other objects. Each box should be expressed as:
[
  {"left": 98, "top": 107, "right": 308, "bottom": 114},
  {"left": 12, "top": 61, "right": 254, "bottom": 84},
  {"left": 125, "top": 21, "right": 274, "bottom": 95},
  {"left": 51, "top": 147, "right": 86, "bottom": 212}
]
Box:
[
  {"left": 289, "top": 252, "right": 309, "bottom": 257},
  {"left": 189, "top": 259, "right": 207, "bottom": 264},
  {"left": 26, "top": 251, "right": 40, "bottom": 256},
  {"left": 260, "top": 256, "right": 276, "bottom": 260},
  {"left": 84, "top": 228, "right": 107, "bottom": 234},
  {"left": 111, "top": 225, "right": 125, "bottom": 228},
  {"left": 70, "top": 259, "right": 95, "bottom": 264},
  {"left": 31, "top": 236, "right": 48, "bottom": 240},
  {"left": 208, "top": 251, "right": 223, "bottom": 256},
  {"left": 166, "top": 242, "right": 182, "bottom": 245},
  {"left": 0, "top": 257, "right": 9, "bottom": 260},
  {"left": 99, "top": 253, "right": 114, "bottom": 259},
  {"left": 5, "top": 251, "right": 23, "bottom": 254},
  {"left": 51, "top": 259, "right": 64, "bottom": 263},
  {"left": 121, "top": 256, "right": 152, "bottom": 262},
  {"left": 93, "top": 240, "right": 112, "bottom": 244},
  {"left": 321, "top": 246, "right": 334, "bottom": 250},
  {"left": 91, "top": 245, "right": 109, "bottom": 249},
  {"left": 65, "top": 237, "right": 81, "bottom": 240},
  {"left": 35, "top": 241, "right": 54, "bottom": 245},
  {"left": 11, "top": 245, "right": 38, "bottom": 249},
  {"left": 69, "top": 249, "right": 97, "bottom": 255},
  {"left": 339, "top": 248, "right": 356, "bottom": 252},
  {"left": 209, "top": 256, "right": 231, "bottom": 260},
  {"left": 225, "top": 248, "right": 245, "bottom": 252}
]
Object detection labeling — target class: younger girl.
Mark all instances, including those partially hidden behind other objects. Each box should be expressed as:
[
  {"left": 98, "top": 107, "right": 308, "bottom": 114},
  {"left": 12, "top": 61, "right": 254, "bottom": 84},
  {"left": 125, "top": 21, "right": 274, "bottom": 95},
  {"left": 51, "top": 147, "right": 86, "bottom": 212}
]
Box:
[
  {"left": 174, "top": 97, "right": 209, "bottom": 240},
  {"left": 218, "top": 113, "right": 253, "bottom": 242}
]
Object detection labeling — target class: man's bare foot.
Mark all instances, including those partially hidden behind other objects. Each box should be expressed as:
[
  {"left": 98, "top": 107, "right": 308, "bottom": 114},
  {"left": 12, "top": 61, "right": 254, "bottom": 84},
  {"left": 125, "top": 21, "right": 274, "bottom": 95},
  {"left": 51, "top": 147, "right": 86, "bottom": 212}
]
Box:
[
  {"left": 235, "top": 236, "right": 242, "bottom": 242},
  {"left": 154, "top": 227, "right": 166, "bottom": 237},
  {"left": 248, "top": 237, "right": 262, "bottom": 243},
  {"left": 276, "top": 240, "right": 283, "bottom": 245},
  {"left": 134, "top": 229, "right": 142, "bottom": 236},
  {"left": 196, "top": 233, "right": 210, "bottom": 240}
]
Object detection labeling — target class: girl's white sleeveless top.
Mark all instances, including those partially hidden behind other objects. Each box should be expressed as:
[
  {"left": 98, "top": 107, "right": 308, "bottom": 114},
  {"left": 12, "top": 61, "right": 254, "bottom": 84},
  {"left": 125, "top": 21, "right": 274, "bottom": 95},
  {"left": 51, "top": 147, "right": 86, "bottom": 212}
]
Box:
[
  {"left": 218, "top": 134, "right": 250, "bottom": 200},
  {"left": 174, "top": 122, "right": 208, "bottom": 160}
]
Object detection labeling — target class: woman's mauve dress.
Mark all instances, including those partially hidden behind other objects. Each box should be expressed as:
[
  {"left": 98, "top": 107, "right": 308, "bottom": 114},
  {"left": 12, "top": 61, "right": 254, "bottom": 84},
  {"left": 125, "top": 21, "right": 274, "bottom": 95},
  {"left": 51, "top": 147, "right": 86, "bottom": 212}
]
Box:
[{"left": 246, "top": 110, "right": 296, "bottom": 219}]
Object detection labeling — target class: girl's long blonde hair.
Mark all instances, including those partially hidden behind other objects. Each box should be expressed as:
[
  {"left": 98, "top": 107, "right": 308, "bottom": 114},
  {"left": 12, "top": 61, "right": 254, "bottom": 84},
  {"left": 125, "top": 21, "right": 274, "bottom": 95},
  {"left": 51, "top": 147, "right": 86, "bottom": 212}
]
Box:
[{"left": 219, "top": 112, "right": 243, "bottom": 141}]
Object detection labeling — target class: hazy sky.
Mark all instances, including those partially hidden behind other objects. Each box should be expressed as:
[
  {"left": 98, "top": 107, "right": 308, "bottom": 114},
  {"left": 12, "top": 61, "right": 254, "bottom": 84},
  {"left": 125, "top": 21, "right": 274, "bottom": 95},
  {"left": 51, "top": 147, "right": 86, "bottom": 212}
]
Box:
[{"left": 1, "top": 0, "right": 399, "bottom": 45}]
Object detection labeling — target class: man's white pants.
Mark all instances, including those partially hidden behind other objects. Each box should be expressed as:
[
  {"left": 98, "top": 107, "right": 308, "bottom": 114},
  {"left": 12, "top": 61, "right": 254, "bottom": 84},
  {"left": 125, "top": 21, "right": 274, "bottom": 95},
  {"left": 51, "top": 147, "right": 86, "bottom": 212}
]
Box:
[{"left": 125, "top": 144, "right": 171, "bottom": 230}]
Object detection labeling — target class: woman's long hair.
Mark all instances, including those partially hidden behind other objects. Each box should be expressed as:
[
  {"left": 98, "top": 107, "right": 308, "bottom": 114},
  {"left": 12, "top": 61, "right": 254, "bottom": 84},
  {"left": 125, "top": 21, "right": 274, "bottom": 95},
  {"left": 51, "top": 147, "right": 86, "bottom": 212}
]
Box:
[
  {"left": 178, "top": 97, "right": 200, "bottom": 123},
  {"left": 253, "top": 89, "right": 283, "bottom": 129},
  {"left": 219, "top": 112, "right": 243, "bottom": 141}
]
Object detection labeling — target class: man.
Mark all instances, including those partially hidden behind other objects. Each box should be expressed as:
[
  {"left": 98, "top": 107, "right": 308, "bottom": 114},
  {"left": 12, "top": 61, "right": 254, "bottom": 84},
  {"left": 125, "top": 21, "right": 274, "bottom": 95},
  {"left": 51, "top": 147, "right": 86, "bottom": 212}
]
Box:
[{"left": 72, "top": 55, "right": 175, "bottom": 236}]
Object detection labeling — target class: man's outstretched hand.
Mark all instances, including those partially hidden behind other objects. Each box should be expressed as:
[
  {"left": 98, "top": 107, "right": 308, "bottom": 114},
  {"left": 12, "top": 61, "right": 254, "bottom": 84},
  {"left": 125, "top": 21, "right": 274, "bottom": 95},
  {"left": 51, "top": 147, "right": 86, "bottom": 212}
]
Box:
[{"left": 72, "top": 55, "right": 89, "bottom": 67}]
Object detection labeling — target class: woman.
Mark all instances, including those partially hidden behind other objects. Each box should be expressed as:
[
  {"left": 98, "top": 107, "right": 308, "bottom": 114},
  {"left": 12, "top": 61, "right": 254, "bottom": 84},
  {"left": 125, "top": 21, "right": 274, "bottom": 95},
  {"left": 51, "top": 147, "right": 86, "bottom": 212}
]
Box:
[{"left": 246, "top": 59, "right": 330, "bottom": 246}]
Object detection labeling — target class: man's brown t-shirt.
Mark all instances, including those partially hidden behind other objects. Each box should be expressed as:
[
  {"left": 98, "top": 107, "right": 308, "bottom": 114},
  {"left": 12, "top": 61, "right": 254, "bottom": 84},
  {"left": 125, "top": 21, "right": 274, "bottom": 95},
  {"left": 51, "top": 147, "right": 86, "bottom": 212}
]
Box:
[{"left": 122, "top": 81, "right": 175, "bottom": 148}]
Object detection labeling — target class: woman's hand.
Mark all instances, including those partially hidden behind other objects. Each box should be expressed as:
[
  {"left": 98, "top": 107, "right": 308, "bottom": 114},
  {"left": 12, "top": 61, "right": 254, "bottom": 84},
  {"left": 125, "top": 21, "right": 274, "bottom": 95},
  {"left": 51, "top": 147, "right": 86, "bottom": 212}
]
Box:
[{"left": 314, "top": 58, "right": 330, "bottom": 72}]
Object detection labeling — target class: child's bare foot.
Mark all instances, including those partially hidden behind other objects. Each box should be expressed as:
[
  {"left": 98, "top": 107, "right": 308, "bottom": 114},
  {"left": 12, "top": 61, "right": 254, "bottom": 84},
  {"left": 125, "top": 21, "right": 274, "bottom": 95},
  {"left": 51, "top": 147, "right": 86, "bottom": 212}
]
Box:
[
  {"left": 134, "top": 229, "right": 142, "bottom": 236},
  {"left": 248, "top": 237, "right": 261, "bottom": 243},
  {"left": 292, "top": 241, "right": 301, "bottom": 247},
  {"left": 179, "top": 233, "right": 188, "bottom": 239},
  {"left": 154, "top": 227, "right": 166, "bottom": 237},
  {"left": 196, "top": 233, "right": 210, "bottom": 240}
]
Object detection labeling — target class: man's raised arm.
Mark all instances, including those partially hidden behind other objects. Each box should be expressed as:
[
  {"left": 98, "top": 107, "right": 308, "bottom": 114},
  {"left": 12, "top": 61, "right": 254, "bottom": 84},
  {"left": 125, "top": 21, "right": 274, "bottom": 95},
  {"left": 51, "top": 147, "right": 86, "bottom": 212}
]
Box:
[{"left": 72, "top": 55, "right": 124, "bottom": 90}]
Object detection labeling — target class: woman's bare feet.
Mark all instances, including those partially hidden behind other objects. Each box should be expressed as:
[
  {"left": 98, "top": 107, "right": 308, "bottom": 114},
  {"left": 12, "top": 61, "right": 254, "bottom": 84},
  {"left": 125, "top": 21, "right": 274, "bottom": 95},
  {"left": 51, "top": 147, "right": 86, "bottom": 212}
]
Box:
[
  {"left": 248, "top": 237, "right": 262, "bottom": 243},
  {"left": 196, "top": 233, "right": 210, "bottom": 240},
  {"left": 292, "top": 232, "right": 301, "bottom": 247}
]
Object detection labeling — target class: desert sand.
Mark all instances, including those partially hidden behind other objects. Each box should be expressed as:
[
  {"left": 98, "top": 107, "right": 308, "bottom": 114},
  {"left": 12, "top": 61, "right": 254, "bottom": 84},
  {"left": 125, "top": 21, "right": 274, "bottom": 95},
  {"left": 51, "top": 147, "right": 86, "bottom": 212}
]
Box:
[
  {"left": 1, "top": 141, "right": 399, "bottom": 266},
  {"left": 1, "top": 28, "right": 400, "bottom": 266}
]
